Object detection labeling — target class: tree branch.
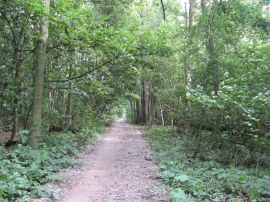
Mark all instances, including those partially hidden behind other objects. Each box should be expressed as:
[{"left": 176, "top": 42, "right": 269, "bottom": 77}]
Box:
[
  {"left": 45, "top": 54, "right": 118, "bottom": 83},
  {"left": 160, "top": 0, "right": 166, "bottom": 21},
  {"left": 1, "top": 11, "right": 17, "bottom": 47}
]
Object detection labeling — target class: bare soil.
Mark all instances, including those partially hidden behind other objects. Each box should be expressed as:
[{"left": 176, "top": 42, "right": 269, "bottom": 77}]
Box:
[{"left": 43, "top": 119, "right": 168, "bottom": 202}]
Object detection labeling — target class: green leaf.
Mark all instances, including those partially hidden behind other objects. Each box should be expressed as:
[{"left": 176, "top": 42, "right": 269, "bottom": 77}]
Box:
[
  {"left": 169, "top": 188, "right": 194, "bottom": 202},
  {"left": 175, "top": 174, "right": 190, "bottom": 182},
  {"left": 0, "top": 188, "right": 4, "bottom": 198},
  {"left": 0, "top": 176, "right": 7, "bottom": 182},
  {"left": 249, "top": 188, "right": 260, "bottom": 200}
]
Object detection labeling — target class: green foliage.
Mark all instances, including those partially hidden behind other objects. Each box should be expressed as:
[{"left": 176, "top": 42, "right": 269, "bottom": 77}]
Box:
[
  {"left": 0, "top": 127, "right": 103, "bottom": 201},
  {"left": 169, "top": 188, "right": 194, "bottom": 202},
  {"left": 145, "top": 127, "right": 270, "bottom": 202},
  {"left": 1, "top": 0, "right": 270, "bottom": 200},
  {"left": 123, "top": 0, "right": 270, "bottom": 174}
]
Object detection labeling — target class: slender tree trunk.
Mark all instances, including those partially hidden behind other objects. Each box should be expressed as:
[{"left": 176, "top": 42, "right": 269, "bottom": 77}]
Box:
[
  {"left": 145, "top": 85, "right": 149, "bottom": 124},
  {"left": 201, "top": 0, "right": 219, "bottom": 95},
  {"left": 61, "top": 90, "right": 68, "bottom": 129},
  {"left": 160, "top": 0, "right": 166, "bottom": 21},
  {"left": 266, "top": 4, "right": 270, "bottom": 23},
  {"left": 185, "top": 2, "right": 188, "bottom": 27},
  {"left": 65, "top": 60, "right": 73, "bottom": 129},
  {"left": 159, "top": 101, "right": 165, "bottom": 126},
  {"left": 24, "top": 102, "right": 32, "bottom": 129},
  {"left": 141, "top": 79, "right": 147, "bottom": 124},
  {"left": 10, "top": 29, "right": 24, "bottom": 142},
  {"left": 65, "top": 88, "right": 72, "bottom": 129},
  {"left": 192, "top": 108, "right": 205, "bottom": 158},
  {"left": 148, "top": 92, "right": 156, "bottom": 127},
  {"left": 11, "top": 49, "right": 20, "bottom": 142},
  {"left": 182, "top": 0, "right": 195, "bottom": 120},
  {"left": 201, "top": 0, "right": 207, "bottom": 11},
  {"left": 30, "top": 0, "right": 50, "bottom": 148},
  {"left": 184, "top": 0, "right": 195, "bottom": 88},
  {"left": 134, "top": 100, "right": 137, "bottom": 123},
  {"left": 192, "top": 129, "right": 203, "bottom": 159},
  {"left": 184, "top": 1, "right": 189, "bottom": 100},
  {"left": 136, "top": 99, "right": 141, "bottom": 124},
  {"left": 189, "top": 0, "right": 195, "bottom": 27},
  {"left": 0, "top": 122, "right": 3, "bottom": 144},
  {"left": 129, "top": 101, "right": 135, "bottom": 123}
]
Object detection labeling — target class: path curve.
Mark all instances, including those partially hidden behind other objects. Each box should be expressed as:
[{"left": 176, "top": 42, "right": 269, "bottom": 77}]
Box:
[{"left": 56, "top": 118, "right": 167, "bottom": 202}]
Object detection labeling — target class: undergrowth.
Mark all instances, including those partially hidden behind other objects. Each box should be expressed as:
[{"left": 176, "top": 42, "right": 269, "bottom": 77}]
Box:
[
  {"left": 0, "top": 126, "right": 104, "bottom": 202},
  {"left": 145, "top": 126, "right": 270, "bottom": 202}
]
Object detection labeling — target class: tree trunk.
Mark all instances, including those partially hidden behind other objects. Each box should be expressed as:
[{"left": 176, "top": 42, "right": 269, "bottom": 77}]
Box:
[
  {"left": 0, "top": 122, "right": 3, "bottom": 144},
  {"left": 11, "top": 49, "right": 20, "bottom": 142},
  {"left": 159, "top": 101, "right": 165, "bottom": 126},
  {"left": 201, "top": 0, "right": 207, "bottom": 11},
  {"left": 10, "top": 29, "right": 25, "bottom": 142},
  {"left": 30, "top": 0, "right": 50, "bottom": 148},
  {"left": 189, "top": 0, "right": 195, "bottom": 27},
  {"left": 185, "top": 2, "right": 188, "bottom": 27},
  {"left": 141, "top": 79, "right": 148, "bottom": 124},
  {"left": 182, "top": 0, "right": 195, "bottom": 112},
  {"left": 135, "top": 99, "right": 141, "bottom": 124},
  {"left": 160, "top": 0, "right": 166, "bottom": 21},
  {"left": 148, "top": 92, "right": 156, "bottom": 127},
  {"left": 61, "top": 90, "right": 68, "bottom": 129},
  {"left": 65, "top": 60, "right": 73, "bottom": 129},
  {"left": 201, "top": 0, "right": 219, "bottom": 95},
  {"left": 192, "top": 108, "right": 205, "bottom": 159},
  {"left": 129, "top": 100, "right": 135, "bottom": 123}
]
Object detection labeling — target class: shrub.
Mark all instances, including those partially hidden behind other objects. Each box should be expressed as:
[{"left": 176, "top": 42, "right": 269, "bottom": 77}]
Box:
[
  {"left": 0, "top": 126, "right": 104, "bottom": 201},
  {"left": 145, "top": 126, "right": 270, "bottom": 202}
]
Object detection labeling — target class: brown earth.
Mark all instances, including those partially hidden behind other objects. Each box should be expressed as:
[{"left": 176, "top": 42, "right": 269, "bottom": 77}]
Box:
[{"left": 41, "top": 118, "right": 168, "bottom": 202}]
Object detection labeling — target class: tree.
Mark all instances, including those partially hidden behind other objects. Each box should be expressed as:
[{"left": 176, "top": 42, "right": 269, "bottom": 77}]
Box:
[{"left": 30, "top": 0, "right": 50, "bottom": 147}]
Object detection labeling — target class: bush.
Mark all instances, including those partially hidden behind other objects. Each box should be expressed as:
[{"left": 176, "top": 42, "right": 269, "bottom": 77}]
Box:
[
  {"left": 0, "top": 127, "right": 103, "bottom": 201},
  {"left": 145, "top": 126, "right": 270, "bottom": 202}
]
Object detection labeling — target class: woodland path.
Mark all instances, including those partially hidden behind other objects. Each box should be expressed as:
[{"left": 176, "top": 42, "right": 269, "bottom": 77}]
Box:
[{"left": 54, "top": 118, "right": 168, "bottom": 202}]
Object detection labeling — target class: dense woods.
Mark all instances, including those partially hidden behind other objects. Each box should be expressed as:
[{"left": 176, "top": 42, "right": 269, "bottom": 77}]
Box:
[{"left": 0, "top": 0, "right": 269, "bottom": 201}]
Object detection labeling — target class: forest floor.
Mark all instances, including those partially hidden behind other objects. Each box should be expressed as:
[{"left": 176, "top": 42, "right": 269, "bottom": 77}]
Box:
[{"left": 36, "top": 118, "right": 168, "bottom": 202}]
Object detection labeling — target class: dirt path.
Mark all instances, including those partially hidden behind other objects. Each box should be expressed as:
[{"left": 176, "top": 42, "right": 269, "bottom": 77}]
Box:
[{"left": 55, "top": 118, "right": 168, "bottom": 202}]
